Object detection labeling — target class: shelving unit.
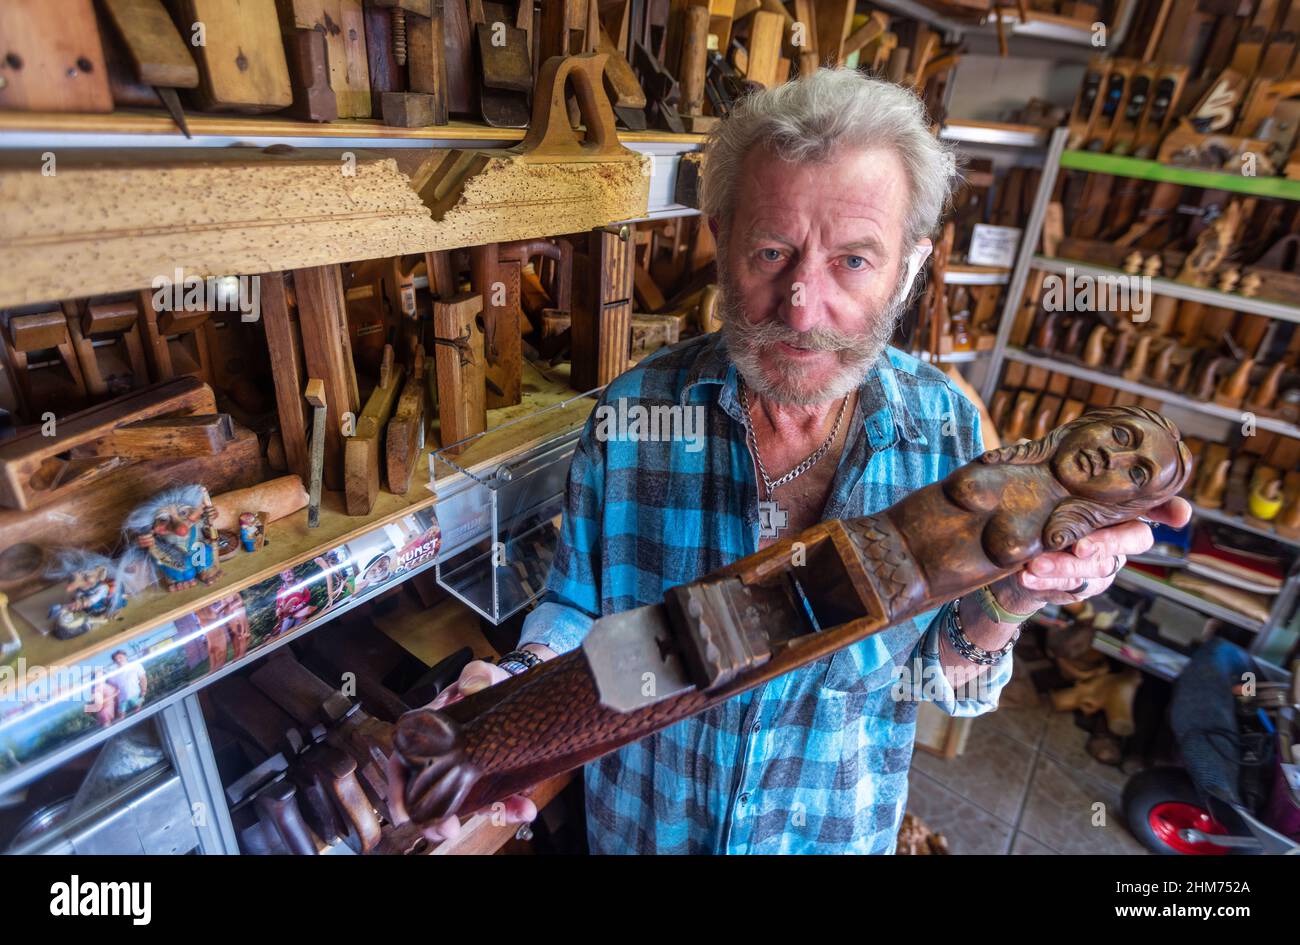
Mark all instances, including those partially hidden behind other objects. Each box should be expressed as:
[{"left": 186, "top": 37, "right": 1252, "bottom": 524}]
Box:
[
  {"left": 0, "top": 94, "right": 703, "bottom": 855},
  {"left": 981, "top": 127, "right": 1300, "bottom": 682}
]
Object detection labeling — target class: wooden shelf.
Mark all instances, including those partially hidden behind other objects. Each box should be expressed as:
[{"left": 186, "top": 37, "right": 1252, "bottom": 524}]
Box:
[
  {"left": 0, "top": 364, "right": 596, "bottom": 789},
  {"left": 1003, "top": 348, "right": 1300, "bottom": 440},
  {"left": 1116, "top": 567, "right": 1266, "bottom": 634},
  {"left": 940, "top": 121, "right": 1048, "bottom": 149},
  {"left": 0, "top": 109, "right": 708, "bottom": 147},
  {"left": 1032, "top": 255, "right": 1300, "bottom": 325}
]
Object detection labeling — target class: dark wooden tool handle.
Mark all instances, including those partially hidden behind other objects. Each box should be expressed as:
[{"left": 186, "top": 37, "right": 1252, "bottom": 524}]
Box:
[
  {"left": 254, "top": 781, "right": 318, "bottom": 856},
  {"left": 396, "top": 649, "right": 713, "bottom": 822}
]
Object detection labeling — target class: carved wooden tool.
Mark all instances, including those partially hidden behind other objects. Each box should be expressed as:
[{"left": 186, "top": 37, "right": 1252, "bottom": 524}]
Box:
[
  {"left": 284, "top": 27, "right": 338, "bottom": 122},
  {"left": 0, "top": 376, "right": 227, "bottom": 511},
  {"left": 0, "top": 0, "right": 113, "bottom": 112},
  {"left": 345, "top": 345, "right": 404, "bottom": 515},
  {"left": 394, "top": 406, "right": 1193, "bottom": 823},
  {"left": 305, "top": 378, "right": 327, "bottom": 528},
  {"left": 173, "top": 0, "right": 292, "bottom": 112},
  {"left": 433, "top": 294, "right": 487, "bottom": 446},
  {"left": 100, "top": 0, "right": 199, "bottom": 135},
  {"left": 470, "top": 0, "right": 533, "bottom": 127},
  {"left": 386, "top": 345, "right": 429, "bottom": 494},
  {"left": 408, "top": 51, "right": 650, "bottom": 246}
]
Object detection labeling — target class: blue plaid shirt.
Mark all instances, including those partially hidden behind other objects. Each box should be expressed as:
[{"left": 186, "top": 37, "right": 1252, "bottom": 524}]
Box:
[{"left": 520, "top": 333, "right": 1013, "bottom": 853}]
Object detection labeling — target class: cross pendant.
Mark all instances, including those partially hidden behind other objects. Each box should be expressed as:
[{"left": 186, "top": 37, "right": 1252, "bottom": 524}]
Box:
[{"left": 758, "top": 499, "right": 789, "bottom": 540}]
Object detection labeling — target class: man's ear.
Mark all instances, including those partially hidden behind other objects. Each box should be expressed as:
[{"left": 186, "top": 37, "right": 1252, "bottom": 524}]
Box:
[{"left": 708, "top": 217, "right": 719, "bottom": 237}]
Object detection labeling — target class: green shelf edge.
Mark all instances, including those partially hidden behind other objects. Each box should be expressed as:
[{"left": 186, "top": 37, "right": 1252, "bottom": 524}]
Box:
[{"left": 1060, "top": 149, "right": 1300, "bottom": 201}]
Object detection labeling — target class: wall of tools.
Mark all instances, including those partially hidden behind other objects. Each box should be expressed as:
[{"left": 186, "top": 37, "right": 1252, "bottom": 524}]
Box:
[{"left": 980, "top": 0, "right": 1300, "bottom": 702}]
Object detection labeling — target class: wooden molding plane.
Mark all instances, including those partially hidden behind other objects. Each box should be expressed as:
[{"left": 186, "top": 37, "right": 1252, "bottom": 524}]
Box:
[
  {"left": 0, "top": 376, "right": 229, "bottom": 511},
  {"left": 386, "top": 344, "right": 429, "bottom": 494},
  {"left": 0, "top": 149, "right": 442, "bottom": 309},
  {"left": 345, "top": 344, "right": 404, "bottom": 516},
  {"left": 408, "top": 52, "right": 651, "bottom": 249}
]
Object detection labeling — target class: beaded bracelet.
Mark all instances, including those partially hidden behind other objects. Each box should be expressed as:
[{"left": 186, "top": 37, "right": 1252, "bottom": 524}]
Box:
[
  {"left": 946, "top": 601, "right": 1018, "bottom": 666},
  {"left": 497, "top": 648, "right": 542, "bottom": 676}
]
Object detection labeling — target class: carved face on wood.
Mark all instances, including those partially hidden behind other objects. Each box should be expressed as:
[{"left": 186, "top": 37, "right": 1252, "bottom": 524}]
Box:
[
  {"left": 1051, "top": 413, "right": 1185, "bottom": 503},
  {"left": 981, "top": 406, "right": 1192, "bottom": 551}
]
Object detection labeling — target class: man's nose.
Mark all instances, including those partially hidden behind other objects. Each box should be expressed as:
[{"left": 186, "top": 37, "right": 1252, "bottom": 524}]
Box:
[{"left": 777, "top": 263, "right": 829, "bottom": 332}]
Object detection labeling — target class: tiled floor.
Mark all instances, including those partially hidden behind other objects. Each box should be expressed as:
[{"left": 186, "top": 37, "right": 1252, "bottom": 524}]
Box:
[{"left": 907, "top": 648, "right": 1150, "bottom": 855}]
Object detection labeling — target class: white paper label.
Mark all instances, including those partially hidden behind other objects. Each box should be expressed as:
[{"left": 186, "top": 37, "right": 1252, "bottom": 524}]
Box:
[{"left": 967, "top": 223, "right": 1022, "bottom": 268}]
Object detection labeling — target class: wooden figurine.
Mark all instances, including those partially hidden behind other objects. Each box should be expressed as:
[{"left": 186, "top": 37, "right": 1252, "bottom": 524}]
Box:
[
  {"left": 389, "top": 406, "right": 1192, "bottom": 822},
  {"left": 124, "top": 484, "right": 222, "bottom": 591},
  {"left": 45, "top": 550, "right": 126, "bottom": 640}
]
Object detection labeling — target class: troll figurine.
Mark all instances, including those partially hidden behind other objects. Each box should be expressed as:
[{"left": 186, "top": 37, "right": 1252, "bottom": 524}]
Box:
[
  {"left": 124, "top": 485, "right": 223, "bottom": 592},
  {"left": 45, "top": 550, "right": 127, "bottom": 640}
]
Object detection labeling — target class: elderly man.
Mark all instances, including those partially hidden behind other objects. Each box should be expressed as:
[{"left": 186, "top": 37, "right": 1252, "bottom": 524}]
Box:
[{"left": 397, "top": 69, "right": 1191, "bottom": 853}]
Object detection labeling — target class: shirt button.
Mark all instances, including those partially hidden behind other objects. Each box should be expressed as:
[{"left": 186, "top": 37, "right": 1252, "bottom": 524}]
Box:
[
  {"left": 751, "top": 722, "right": 760, "bottom": 733},
  {"left": 739, "top": 793, "right": 750, "bottom": 805}
]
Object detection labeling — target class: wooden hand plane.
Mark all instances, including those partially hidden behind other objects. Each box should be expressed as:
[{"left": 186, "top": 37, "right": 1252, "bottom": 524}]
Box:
[{"left": 394, "top": 405, "right": 1193, "bottom": 824}]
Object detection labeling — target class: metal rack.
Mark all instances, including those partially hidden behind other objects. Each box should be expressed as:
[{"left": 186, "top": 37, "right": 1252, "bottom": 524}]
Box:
[{"left": 980, "top": 126, "right": 1300, "bottom": 679}]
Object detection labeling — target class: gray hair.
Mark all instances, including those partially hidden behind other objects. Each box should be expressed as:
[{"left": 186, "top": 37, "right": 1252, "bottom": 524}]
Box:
[{"left": 699, "top": 68, "right": 960, "bottom": 250}]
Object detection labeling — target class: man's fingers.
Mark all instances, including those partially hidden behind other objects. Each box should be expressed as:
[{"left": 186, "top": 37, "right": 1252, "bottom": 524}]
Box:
[
  {"left": 1145, "top": 496, "right": 1193, "bottom": 529},
  {"left": 421, "top": 815, "right": 461, "bottom": 843},
  {"left": 1020, "top": 554, "right": 1121, "bottom": 587},
  {"left": 385, "top": 754, "right": 411, "bottom": 826},
  {"left": 499, "top": 793, "right": 538, "bottom": 825},
  {"left": 1072, "top": 520, "right": 1153, "bottom": 560}
]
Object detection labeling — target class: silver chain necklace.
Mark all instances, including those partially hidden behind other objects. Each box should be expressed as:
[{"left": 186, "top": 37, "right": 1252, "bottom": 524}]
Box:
[{"left": 738, "top": 380, "right": 850, "bottom": 539}]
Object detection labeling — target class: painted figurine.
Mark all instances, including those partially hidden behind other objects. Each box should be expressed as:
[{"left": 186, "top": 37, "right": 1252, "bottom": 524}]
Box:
[
  {"left": 123, "top": 485, "right": 222, "bottom": 592},
  {"left": 238, "top": 513, "right": 261, "bottom": 552},
  {"left": 45, "top": 550, "right": 127, "bottom": 640}
]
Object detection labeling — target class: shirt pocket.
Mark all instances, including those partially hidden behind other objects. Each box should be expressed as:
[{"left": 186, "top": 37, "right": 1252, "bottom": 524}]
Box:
[{"left": 820, "top": 634, "right": 897, "bottom": 695}]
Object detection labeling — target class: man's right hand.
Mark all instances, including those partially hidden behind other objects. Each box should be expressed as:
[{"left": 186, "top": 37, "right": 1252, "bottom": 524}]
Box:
[{"left": 384, "top": 659, "right": 539, "bottom": 843}]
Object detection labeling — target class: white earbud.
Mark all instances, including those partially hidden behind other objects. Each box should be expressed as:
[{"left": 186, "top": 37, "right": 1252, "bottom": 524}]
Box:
[{"left": 897, "top": 243, "right": 932, "bottom": 305}]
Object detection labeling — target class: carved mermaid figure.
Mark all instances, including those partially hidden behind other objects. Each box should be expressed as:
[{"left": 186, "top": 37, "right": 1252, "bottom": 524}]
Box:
[{"left": 881, "top": 406, "right": 1193, "bottom": 608}]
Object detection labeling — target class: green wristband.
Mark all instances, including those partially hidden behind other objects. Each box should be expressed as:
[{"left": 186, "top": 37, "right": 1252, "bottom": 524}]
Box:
[{"left": 976, "top": 583, "right": 1038, "bottom": 625}]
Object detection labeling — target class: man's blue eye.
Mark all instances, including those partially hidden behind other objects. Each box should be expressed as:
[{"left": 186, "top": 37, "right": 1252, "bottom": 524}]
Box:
[
  {"left": 844, "top": 255, "right": 866, "bottom": 270},
  {"left": 760, "top": 249, "right": 782, "bottom": 262}
]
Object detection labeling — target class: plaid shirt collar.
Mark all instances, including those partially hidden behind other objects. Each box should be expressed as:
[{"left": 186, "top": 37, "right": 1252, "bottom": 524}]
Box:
[{"left": 677, "top": 333, "right": 930, "bottom": 453}]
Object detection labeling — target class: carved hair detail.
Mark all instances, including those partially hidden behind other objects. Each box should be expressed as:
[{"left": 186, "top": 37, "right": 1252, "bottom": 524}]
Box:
[{"left": 980, "top": 406, "right": 1192, "bottom": 551}]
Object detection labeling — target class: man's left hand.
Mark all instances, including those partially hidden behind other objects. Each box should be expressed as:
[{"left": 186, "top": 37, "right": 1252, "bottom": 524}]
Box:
[{"left": 994, "top": 497, "right": 1193, "bottom": 610}]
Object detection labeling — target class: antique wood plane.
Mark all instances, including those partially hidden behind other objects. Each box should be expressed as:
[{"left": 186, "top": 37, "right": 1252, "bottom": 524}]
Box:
[
  {"left": 0, "top": 376, "right": 235, "bottom": 512},
  {"left": 406, "top": 52, "right": 651, "bottom": 249},
  {"left": 391, "top": 406, "right": 1193, "bottom": 823}
]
